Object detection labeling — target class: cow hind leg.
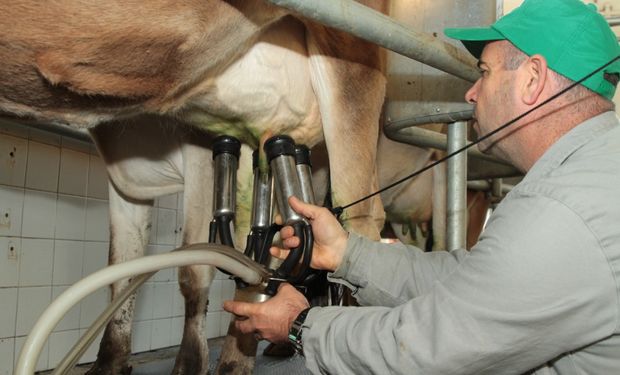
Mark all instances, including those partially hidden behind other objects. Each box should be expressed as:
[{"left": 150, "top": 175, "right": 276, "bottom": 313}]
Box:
[
  {"left": 86, "top": 183, "right": 153, "bottom": 375},
  {"left": 172, "top": 265, "right": 215, "bottom": 375},
  {"left": 172, "top": 143, "right": 216, "bottom": 375}
]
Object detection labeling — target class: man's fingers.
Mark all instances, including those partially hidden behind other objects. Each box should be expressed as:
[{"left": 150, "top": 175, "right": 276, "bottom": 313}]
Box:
[
  {"left": 280, "top": 225, "right": 295, "bottom": 239},
  {"left": 223, "top": 300, "right": 254, "bottom": 318},
  {"left": 289, "top": 196, "right": 321, "bottom": 219},
  {"left": 234, "top": 318, "right": 256, "bottom": 334},
  {"left": 270, "top": 246, "right": 289, "bottom": 260}
]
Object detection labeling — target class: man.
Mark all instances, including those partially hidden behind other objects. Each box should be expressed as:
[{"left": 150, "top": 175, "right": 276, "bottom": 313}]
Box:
[{"left": 224, "top": 0, "right": 620, "bottom": 373}]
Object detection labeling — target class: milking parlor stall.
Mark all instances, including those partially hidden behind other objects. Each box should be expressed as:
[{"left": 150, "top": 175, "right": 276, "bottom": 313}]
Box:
[{"left": 1, "top": 0, "right": 619, "bottom": 374}]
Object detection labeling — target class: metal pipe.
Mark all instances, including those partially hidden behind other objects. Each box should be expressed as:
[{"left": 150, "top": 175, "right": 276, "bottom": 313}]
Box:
[
  {"left": 446, "top": 121, "right": 467, "bottom": 251},
  {"left": 250, "top": 150, "right": 274, "bottom": 229},
  {"left": 384, "top": 121, "right": 515, "bottom": 167},
  {"left": 1, "top": 116, "right": 92, "bottom": 143},
  {"left": 467, "top": 179, "right": 514, "bottom": 194},
  {"left": 212, "top": 136, "right": 241, "bottom": 218},
  {"left": 386, "top": 102, "right": 474, "bottom": 129},
  {"left": 264, "top": 136, "right": 305, "bottom": 224},
  {"left": 607, "top": 17, "right": 620, "bottom": 27},
  {"left": 295, "top": 145, "right": 317, "bottom": 205},
  {"left": 267, "top": 0, "right": 479, "bottom": 83}
]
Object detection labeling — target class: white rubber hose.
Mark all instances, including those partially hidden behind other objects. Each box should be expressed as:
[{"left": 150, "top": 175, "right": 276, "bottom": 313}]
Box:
[
  {"left": 15, "top": 243, "right": 269, "bottom": 375},
  {"left": 52, "top": 272, "right": 153, "bottom": 375}
]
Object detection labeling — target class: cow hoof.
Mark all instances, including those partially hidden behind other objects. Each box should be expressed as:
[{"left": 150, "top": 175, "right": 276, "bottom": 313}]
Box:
[
  {"left": 171, "top": 366, "right": 209, "bottom": 375},
  {"left": 262, "top": 342, "right": 295, "bottom": 357},
  {"left": 85, "top": 363, "right": 132, "bottom": 375}
]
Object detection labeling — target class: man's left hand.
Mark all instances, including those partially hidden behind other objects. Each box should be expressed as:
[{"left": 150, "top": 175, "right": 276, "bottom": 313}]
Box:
[{"left": 223, "top": 283, "right": 310, "bottom": 343}]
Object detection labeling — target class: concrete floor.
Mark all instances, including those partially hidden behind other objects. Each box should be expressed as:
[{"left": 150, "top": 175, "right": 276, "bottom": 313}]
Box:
[{"left": 43, "top": 338, "right": 312, "bottom": 375}]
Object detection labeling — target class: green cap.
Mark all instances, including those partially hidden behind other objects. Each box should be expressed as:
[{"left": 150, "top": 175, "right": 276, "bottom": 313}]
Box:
[{"left": 445, "top": 0, "right": 620, "bottom": 99}]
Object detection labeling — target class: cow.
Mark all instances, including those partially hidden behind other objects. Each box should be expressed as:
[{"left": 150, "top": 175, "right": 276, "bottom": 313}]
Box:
[
  {"left": 376, "top": 130, "right": 491, "bottom": 250},
  {"left": 0, "top": 1, "right": 388, "bottom": 374}
]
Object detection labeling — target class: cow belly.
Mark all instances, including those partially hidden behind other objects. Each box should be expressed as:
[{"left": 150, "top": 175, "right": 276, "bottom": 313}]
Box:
[
  {"left": 106, "top": 155, "right": 185, "bottom": 200},
  {"left": 184, "top": 17, "right": 323, "bottom": 147}
]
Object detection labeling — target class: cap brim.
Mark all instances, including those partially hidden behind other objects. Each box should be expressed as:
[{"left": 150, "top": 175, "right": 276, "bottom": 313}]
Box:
[{"left": 444, "top": 27, "right": 506, "bottom": 58}]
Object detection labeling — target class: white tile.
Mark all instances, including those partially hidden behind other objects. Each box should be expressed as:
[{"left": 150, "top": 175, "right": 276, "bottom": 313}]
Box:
[
  {"left": 48, "top": 329, "right": 80, "bottom": 369},
  {"left": 87, "top": 155, "right": 108, "bottom": 199},
  {"left": 25, "top": 141, "right": 60, "bottom": 192},
  {"left": 208, "top": 279, "right": 223, "bottom": 313},
  {"left": 0, "top": 337, "right": 14, "bottom": 375},
  {"left": 53, "top": 240, "right": 85, "bottom": 285},
  {"left": 28, "top": 128, "right": 61, "bottom": 146},
  {"left": 0, "top": 134, "right": 28, "bottom": 187},
  {"left": 19, "top": 238, "right": 54, "bottom": 287},
  {"left": 206, "top": 312, "right": 221, "bottom": 339},
  {"left": 0, "top": 237, "right": 20, "bottom": 287},
  {"left": 21, "top": 189, "right": 56, "bottom": 238},
  {"left": 16, "top": 286, "right": 51, "bottom": 336},
  {"left": 85, "top": 198, "right": 109, "bottom": 242},
  {"left": 176, "top": 192, "right": 184, "bottom": 211},
  {"left": 170, "top": 317, "right": 184, "bottom": 346},
  {"left": 0, "top": 288, "right": 17, "bottom": 339},
  {"left": 150, "top": 318, "right": 172, "bottom": 349},
  {"left": 15, "top": 335, "right": 49, "bottom": 372},
  {"left": 82, "top": 241, "right": 109, "bottom": 277},
  {"left": 148, "top": 208, "right": 159, "bottom": 245},
  {"left": 215, "top": 270, "right": 229, "bottom": 281},
  {"left": 134, "top": 284, "right": 154, "bottom": 322},
  {"left": 156, "top": 208, "right": 177, "bottom": 245},
  {"left": 61, "top": 137, "right": 92, "bottom": 154},
  {"left": 58, "top": 148, "right": 89, "bottom": 196},
  {"left": 157, "top": 194, "right": 178, "bottom": 210},
  {"left": 55, "top": 195, "right": 86, "bottom": 240},
  {"left": 175, "top": 209, "right": 184, "bottom": 247},
  {"left": 0, "top": 118, "right": 28, "bottom": 138},
  {"left": 52, "top": 286, "right": 81, "bottom": 332},
  {"left": 131, "top": 320, "right": 151, "bottom": 353},
  {"left": 220, "top": 312, "right": 232, "bottom": 337},
  {"left": 79, "top": 288, "right": 109, "bottom": 329},
  {"left": 222, "top": 279, "right": 236, "bottom": 302},
  {"left": 152, "top": 283, "right": 174, "bottom": 319},
  {"left": 0, "top": 186, "right": 24, "bottom": 237},
  {"left": 77, "top": 328, "right": 103, "bottom": 365}
]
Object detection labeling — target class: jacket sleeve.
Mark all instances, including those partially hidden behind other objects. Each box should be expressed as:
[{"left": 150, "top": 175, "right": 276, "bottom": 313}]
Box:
[
  {"left": 327, "top": 232, "right": 470, "bottom": 307},
  {"left": 301, "top": 193, "right": 617, "bottom": 375}
]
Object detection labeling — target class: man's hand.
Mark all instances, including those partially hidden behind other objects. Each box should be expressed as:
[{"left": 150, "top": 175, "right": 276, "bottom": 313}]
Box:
[
  {"left": 223, "top": 283, "right": 310, "bottom": 343},
  {"left": 271, "top": 196, "right": 349, "bottom": 272}
]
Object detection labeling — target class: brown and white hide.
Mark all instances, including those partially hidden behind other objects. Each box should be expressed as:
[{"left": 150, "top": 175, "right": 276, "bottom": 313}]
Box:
[
  {"left": 0, "top": 1, "right": 389, "bottom": 374},
  {"left": 376, "top": 130, "right": 490, "bottom": 250}
]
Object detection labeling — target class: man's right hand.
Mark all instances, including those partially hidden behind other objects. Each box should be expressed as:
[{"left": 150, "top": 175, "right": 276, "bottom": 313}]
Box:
[{"left": 270, "top": 196, "right": 348, "bottom": 272}]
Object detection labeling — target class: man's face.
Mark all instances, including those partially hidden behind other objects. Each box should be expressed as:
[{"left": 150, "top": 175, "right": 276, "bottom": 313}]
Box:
[{"left": 465, "top": 41, "right": 520, "bottom": 158}]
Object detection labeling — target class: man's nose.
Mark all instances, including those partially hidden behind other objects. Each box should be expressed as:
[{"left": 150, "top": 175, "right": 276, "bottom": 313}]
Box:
[{"left": 465, "top": 80, "right": 480, "bottom": 104}]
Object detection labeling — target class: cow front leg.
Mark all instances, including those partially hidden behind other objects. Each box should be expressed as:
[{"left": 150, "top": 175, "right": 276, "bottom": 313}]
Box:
[{"left": 87, "top": 183, "right": 153, "bottom": 375}]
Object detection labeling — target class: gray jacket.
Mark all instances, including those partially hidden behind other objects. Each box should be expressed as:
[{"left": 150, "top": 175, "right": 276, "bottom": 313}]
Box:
[{"left": 302, "top": 111, "right": 620, "bottom": 375}]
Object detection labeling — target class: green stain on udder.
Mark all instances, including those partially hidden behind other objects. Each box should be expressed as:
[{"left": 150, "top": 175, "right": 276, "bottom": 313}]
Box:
[{"left": 184, "top": 111, "right": 261, "bottom": 148}]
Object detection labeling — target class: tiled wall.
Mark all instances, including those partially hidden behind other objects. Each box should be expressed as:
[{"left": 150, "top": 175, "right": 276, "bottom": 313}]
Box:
[{"left": 0, "top": 120, "right": 235, "bottom": 373}]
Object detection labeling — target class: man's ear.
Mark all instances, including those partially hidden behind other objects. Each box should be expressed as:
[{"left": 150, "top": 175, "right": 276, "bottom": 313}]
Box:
[{"left": 521, "top": 54, "right": 548, "bottom": 105}]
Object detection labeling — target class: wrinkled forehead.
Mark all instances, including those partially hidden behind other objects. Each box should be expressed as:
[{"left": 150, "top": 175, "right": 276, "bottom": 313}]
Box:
[{"left": 479, "top": 40, "right": 511, "bottom": 66}]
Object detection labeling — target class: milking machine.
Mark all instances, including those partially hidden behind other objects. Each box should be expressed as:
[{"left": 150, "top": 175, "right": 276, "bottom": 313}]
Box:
[
  {"left": 16, "top": 134, "right": 319, "bottom": 374},
  {"left": 210, "top": 135, "right": 241, "bottom": 250}
]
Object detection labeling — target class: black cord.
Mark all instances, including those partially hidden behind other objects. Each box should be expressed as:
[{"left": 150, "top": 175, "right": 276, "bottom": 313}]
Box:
[{"left": 331, "top": 55, "right": 620, "bottom": 218}]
